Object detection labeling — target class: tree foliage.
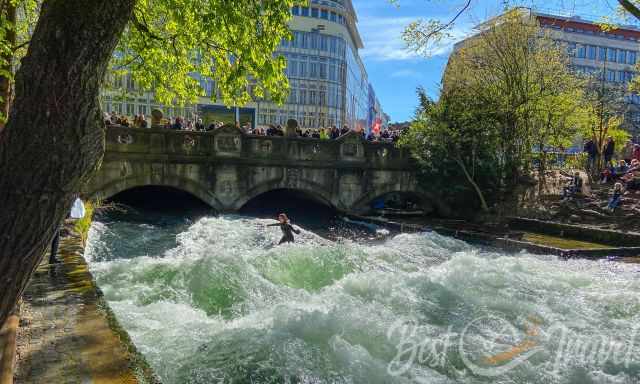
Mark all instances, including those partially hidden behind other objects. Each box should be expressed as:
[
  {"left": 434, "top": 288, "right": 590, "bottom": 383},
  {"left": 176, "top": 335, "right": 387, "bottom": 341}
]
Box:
[
  {"left": 399, "top": 0, "right": 640, "bottom": 58},
  {"left": 400, "top": 11, "right": 591, "bottom": 211},
  {"left": 0, "top": 0, "right": 304, "bottom": 120},
  {"left": 577, "top": 71, "right": 629, "bottom": 171},
  {"left": 0, "top": 0, "right": 39, "bottom": 126},
  {"left": 400, "top": 87, "right": 499, "bottom": 212},
  {"left": 115, "top": 0, "right": 303, "bottom": 107}
]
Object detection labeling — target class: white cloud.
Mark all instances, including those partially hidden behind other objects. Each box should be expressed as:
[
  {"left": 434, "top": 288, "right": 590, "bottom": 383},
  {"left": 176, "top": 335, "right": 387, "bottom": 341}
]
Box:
[
  {"left": 390, "top": 69, "right": 423, "bottom": 78},
  {"left": 357, "top": 16, "right": 473, "bottom": 62}
]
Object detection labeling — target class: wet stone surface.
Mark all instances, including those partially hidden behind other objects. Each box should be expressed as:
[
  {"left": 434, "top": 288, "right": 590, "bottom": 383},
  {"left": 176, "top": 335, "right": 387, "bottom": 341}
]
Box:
[{"left": 14, "top": 224, "right": 148, "bottom": 384}]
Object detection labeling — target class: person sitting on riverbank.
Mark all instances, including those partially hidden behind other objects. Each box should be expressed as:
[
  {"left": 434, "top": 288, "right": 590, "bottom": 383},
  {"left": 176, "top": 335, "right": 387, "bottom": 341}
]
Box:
[
  {"left": 621, "top": 159, "right": 640, "bottom": 192},
  {"left": 607, "top": 182, "right": 624, "bottom": 213},
  {"left": 623, "top": 140, "right": 635, "bottom": 164},
  {"left": 562, "top": 172, "right": 583, "bottom": 200},
  {"left": 600, "top": 160, "right": 629, "bottom": 184},
  {"left": 267, "top": 213, "right": 301, "bottom": 244}
]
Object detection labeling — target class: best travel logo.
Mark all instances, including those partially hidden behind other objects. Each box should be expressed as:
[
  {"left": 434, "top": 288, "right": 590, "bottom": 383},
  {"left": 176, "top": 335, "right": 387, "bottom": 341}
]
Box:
[{"left": 386, "top": 313, "right": 639, "bottom": 381}]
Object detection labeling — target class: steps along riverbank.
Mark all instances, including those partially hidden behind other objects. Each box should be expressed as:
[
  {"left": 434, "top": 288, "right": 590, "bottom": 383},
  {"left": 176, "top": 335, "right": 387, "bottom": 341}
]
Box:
[{"left": 4, "top": 220, "right": 160, "bottom": 384}]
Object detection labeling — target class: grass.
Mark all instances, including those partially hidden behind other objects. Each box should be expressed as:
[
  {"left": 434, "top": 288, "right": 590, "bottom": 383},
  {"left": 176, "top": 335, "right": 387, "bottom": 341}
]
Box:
[
  {"left": 75, "top": 200, "right": 96, "bottom": 245},
  {"left": 522, "top": 232, "right": 609, "bottom": 250}
]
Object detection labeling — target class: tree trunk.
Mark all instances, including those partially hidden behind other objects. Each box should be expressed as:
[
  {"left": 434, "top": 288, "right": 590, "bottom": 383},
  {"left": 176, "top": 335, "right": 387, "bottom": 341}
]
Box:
[
  {"left": 455, "top": 156, "right": 490, "bottom": 212},
  {"left": 0, "top": 0, "right": 135, "bottom": 327},
  {"left": 0, "top": 0, "right": 16, "bottom": 132}
]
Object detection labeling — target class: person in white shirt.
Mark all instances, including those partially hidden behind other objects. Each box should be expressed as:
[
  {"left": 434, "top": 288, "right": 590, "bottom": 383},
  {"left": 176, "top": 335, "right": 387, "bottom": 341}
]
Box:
[{"left": 49, "top": 197, "right": 85, "bottom": 264}]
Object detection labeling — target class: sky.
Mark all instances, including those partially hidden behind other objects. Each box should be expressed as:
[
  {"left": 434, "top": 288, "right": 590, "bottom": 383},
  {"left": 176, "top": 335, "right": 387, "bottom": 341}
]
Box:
[{"left": 352, "top": 0, "right": 638, "bottom": 122}]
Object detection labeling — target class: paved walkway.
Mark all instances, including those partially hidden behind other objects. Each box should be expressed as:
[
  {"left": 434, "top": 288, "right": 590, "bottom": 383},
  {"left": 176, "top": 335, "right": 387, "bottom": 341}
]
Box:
[{"left": 13, "top": 224, "right": 158, "bottom": 384}]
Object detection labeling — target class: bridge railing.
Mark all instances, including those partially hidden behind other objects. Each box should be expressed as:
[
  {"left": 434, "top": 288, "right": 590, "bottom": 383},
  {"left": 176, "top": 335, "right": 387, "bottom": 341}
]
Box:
[{"left": 104, "top": 125, "right": 414, "bottom": 169}]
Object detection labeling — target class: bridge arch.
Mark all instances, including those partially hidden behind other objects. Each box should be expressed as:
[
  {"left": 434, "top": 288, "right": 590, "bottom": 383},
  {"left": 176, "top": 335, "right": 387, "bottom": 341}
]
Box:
[
  {"left": 231, "top": 180, "right": 339, "bottom": 212},
  {"left": 88, "top": 175, "right": 225, "bottom": 212},
  {"left": 352, "top": 185, "right": 450, "bottom": 216}
]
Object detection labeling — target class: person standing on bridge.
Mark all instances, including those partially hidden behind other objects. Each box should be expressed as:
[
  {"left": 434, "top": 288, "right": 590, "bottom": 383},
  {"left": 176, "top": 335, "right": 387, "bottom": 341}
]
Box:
[{"left": 267, "top": 213, "right": 301, "bottom": 245}]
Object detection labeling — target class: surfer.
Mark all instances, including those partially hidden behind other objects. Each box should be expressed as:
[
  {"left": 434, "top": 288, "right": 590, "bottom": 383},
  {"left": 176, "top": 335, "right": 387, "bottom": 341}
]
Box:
[{"left": 267, "top": 213, "right": 301, "bottom": 244}]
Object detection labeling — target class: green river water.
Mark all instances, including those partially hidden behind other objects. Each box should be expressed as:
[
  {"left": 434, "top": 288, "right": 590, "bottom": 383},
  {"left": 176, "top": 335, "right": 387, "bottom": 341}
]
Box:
[{"left": 85, "top": 210, "right": 640, "bottom": 384}]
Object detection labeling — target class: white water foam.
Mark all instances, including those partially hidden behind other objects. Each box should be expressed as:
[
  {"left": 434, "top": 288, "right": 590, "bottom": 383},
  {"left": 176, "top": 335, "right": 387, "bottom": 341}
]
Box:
[{"left": 86, "top": 215, "right": 640, "bottom": 384}]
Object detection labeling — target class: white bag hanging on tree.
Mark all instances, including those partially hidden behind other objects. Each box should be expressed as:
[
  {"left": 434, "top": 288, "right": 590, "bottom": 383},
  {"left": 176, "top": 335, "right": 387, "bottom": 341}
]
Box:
[{"left": 70, "top": 198, "right": 86, "bottom": 219}]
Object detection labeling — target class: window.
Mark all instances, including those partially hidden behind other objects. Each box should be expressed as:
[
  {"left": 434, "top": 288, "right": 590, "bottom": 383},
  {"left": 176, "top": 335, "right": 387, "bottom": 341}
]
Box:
[
  {"left": 311, "top": 7, "right": 319, "bottom": 18},
  {"left": 625, "top": 71, "right": 634, "bottom": 83},
  {"left": 320, "top": 63, "right": 327, "bottom": 79},
  {"left": 619, "top": 49, "right": 627, "bottom": 64},
  {"left": 608, "top": 48, "right": 617, "bottom": 62},
  {"left": 588, "top": 45, "right": 596, "bottom": 60},
  {"left": 289, "top": 61, "right": 298, "bottom": 77},
  {"left": 329, "top": 64, "right": 337, "bottom": 81},
  {"left": 310, "top": 62, "right": 318, "bottom": 78},
  {"left": 320, "top": 35, "right": 328, "bottom": 51},
  {"left": 293, "top": 31, "right": 302, "bottom": 48},
  {"left": 629, "top": 51, "right": 637, "bottom": 65},
  {"left": 577, "top": 45, "right": 586, "bottom": 58},
  {"left": 338, "top": 15, "right": 344, "bottom": 24},
  {"left": 125, "top": 74, "right": 135, "bottom": 90},
  {"left": 607, "top": 69, "right": 616, "bottom": 82},
  {"left": 292, "top": 6, "right": 300, "bottom": 16},
  {"left": 599, "top": 46, "right": 607, "bottom": 61},
  {"left": 567, "top": 42, "right": 576, "bottom": 57},
  {"left": 321, "top": 9, "right": 328, "bottom": 20},
  {"left": 618, "top": 70, "right": 626, "bottom": 82},
  {"left": 299, "top": 62, "right": 307, "bottom": 77},
  {"left": 330, "top": 11, "right": 337, "bottom": 22},
  {"left": 330, "top": 36, "right": 337, "bottom": 54},
  {"left": 301, "top": 6, "right": 309, "bottom": 16}
]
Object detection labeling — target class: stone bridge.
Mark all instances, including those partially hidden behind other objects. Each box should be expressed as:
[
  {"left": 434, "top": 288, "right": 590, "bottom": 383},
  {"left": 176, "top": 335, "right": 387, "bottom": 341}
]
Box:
[{"left": 86, "top": 125, "right": 443, "bottom": 215}]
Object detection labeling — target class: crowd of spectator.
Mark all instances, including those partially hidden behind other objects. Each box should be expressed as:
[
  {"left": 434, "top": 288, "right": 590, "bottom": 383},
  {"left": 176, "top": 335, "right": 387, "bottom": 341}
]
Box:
[
  {"left": 575, "top": 136, "right": 640, "bottom": 212},
  {"left": 104, "top": 111, "right": 403, "bottom": 143}
]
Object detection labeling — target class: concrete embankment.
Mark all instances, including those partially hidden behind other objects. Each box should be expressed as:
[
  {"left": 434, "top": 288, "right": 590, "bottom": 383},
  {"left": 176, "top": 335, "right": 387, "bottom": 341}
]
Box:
[
  {"left": 348, "top": 214, "right": 640, "bottom": 259},
  {"left": 8, "top": 220, "right": 160, "bottom": 384}
]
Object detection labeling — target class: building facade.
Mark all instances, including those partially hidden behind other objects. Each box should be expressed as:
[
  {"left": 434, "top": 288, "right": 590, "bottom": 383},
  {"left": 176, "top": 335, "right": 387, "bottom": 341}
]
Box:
[
  {"left": 101, "top": 0, "right": 387, "bottom": 133},
  {"left": 533, "top": 10, "right": 640, "bottom": 138},
  {"left": 452, "top": 8, "right": 640, "bottom": 139}
]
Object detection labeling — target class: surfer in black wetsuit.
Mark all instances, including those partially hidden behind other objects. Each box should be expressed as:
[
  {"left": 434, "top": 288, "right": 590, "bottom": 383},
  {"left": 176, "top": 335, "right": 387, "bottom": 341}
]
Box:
[{"left": 267, "top": 213, "right": 301, "bottom": 244}]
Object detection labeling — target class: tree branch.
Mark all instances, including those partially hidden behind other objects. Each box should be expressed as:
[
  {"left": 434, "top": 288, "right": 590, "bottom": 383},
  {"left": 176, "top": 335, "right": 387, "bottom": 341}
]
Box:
[
  {"left": 618, "top": 0, "right": 640, "bottom": 20},
  {"left": 415, "top": 0, "right": 472, "bottom": 41}
]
